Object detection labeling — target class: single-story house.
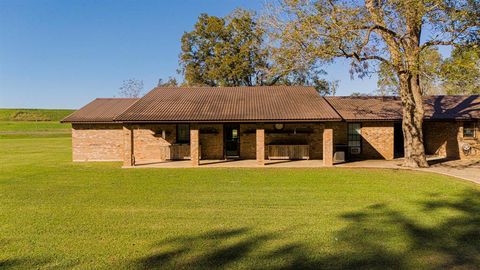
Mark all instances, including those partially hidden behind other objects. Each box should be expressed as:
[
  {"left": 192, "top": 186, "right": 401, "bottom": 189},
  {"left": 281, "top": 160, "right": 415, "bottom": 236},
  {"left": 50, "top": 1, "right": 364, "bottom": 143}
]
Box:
[{"left": 61, "top": 86, "right": 480, "bottom": 167}]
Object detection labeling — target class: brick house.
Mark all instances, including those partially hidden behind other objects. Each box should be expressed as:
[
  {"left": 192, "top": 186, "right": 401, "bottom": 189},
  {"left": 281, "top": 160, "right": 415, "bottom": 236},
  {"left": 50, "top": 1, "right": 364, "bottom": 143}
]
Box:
[{"left": 61, "top": 86, "right": 480, "bottom": 167}]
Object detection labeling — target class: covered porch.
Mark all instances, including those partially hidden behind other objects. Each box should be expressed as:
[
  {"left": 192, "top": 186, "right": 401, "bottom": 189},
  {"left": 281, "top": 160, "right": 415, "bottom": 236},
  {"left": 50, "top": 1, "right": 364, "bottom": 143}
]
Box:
[{"left": 122, "top": 122, "right": 335, "bottom": 167}]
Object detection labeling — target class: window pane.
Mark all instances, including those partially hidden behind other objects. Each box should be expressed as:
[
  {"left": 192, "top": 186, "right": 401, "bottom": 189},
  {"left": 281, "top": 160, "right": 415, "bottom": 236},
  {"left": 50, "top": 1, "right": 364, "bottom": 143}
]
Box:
[
  {"left": 348, "top": 123, "right": 361, "bottom": 135},
  {"left": 347, "top": 123, "right": 362, "bottom": 154},
  {"left": 177, "top": 124, "right": 190, "bottom": 143},
  {"left": 464, "top": 122, "right": 475, "bottom": 138}
]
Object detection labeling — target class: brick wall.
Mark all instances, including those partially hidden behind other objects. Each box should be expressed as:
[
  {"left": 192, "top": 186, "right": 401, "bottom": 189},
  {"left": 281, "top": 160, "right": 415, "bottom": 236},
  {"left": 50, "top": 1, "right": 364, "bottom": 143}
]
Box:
[
  {"left": 130, "top": 123, "right": 224, "bottom": 163},
  {"left": 131, "top": 124, "right": 176, "bottom": 163},
  {"left": 424, "top": 121, "right": 459, "bottom": 158},
  {"left": 331, "top": 122, "right": 348, "bottom": 145},
  {"left": 72, "top": 123, "right": 124, "bottom": 161},
  {"left": 329, "top": 121, "right": 394, "bottom": 160},
  {"left": 424, "top": 120, "right": 480, "bottom": 160},
  {"left": 74, "top": 120, "right": 480, "bottom": 164},
  {"left": 199, "top": 124, "right": 223, "bottom": 159},
  {"left": 361, "top": 122, "right": 394, "bottom": 160},
  {"left": 240, "top": 124, "right": 256, "bottom": 159}
]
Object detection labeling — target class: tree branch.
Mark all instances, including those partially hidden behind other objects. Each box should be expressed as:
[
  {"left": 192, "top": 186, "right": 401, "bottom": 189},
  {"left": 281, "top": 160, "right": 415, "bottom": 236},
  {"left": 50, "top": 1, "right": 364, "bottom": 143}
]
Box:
[{"left": 421, "top": 40, "right": 455, "bottom": 49}]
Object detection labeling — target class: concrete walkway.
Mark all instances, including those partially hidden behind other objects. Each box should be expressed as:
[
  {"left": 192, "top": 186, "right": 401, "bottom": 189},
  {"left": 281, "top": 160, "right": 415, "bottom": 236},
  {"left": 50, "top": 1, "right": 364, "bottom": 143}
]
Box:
[
  {"left": 133, "top": 159, "right": 325, "bottom": 168},
  {"left": 338, "top": 158, "right": 480, "bottom": 184},
  {"left": 131, "top": 158, "right": 480, "bottom": 185}
]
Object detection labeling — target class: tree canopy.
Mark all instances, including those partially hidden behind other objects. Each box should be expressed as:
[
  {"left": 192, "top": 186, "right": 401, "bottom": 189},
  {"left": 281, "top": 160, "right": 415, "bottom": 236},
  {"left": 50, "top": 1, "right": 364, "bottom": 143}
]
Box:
[
  {"left": 377, "top": 47, "right": 443, "bottom": 96},
  {"left": 179, "top": 9, "right": 337, "bottom": 95},
  {"left": 441, "top": 46, "right": 480, "bottom": 94},
  {"left": 377, "top": 45, "right": 479, "bottom": 95},
  {"left": 179, "top": 10, "right": 268, "bottom": 87}
]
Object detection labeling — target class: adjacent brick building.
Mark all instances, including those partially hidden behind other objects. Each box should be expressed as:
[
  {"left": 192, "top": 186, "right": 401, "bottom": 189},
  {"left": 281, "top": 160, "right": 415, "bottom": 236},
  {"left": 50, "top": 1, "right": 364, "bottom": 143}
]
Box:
[{"left": 61, "top": 87, "right": 480, "bottom": 166}]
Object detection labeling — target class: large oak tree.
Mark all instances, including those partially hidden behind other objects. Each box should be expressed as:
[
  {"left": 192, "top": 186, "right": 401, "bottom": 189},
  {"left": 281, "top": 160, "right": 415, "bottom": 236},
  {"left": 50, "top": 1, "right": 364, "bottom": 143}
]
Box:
[
  {"left": 179, "top": 9, "right": 338, "bottom": 95},
  {"left": 265, "top": 0, "right": 479, "bottom": 167},
  {"left": 179, "top": 10, "right": 269, "bottom": 87}
]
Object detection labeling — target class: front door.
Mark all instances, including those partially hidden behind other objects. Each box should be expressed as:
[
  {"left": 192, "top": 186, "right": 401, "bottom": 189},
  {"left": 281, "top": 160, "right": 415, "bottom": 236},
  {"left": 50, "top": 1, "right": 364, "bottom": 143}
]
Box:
[{"left": 224, "top": 124, "right": 240, "bottom": 158}]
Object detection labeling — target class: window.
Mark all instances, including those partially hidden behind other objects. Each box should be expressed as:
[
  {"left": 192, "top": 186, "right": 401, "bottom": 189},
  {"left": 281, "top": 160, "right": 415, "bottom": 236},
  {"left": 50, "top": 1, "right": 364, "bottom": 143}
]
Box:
[
  {"left": 176, "top": 124, "right": 190, "bottom": 143},
  {"left": 348, "top": 123, "right": 362, "bottom": 154},
  {"left": 463, "top": 122, "right": 475, "bottom": 138}
]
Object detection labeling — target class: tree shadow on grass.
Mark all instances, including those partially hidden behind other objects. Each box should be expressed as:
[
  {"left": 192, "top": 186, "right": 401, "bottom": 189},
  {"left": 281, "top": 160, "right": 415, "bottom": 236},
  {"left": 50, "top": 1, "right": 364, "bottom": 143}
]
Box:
[
  {"left": 134, "top": 190, "right": 480, "bottom": 270},
  {"left": 0, "top": 257, "right": 53, "bottom": 269}
]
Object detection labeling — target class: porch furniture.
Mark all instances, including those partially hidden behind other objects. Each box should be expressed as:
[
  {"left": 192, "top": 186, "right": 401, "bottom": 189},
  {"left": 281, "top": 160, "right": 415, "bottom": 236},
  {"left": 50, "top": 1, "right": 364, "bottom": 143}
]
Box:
[{"left": 268, "top": 144, "right": 309, "bottom": 160}]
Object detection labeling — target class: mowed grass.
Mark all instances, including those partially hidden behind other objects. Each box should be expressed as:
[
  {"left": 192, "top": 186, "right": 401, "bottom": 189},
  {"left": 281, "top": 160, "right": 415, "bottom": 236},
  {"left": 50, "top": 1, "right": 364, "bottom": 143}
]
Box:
[
  {"left": 0, "top": 108, "right": 73, "bottom": 139},
  {"left": 0, "top": 121, "right": 70, "bottom": 139},
  {"left": 0, "top": 108, "right": 74, "bottom": 121},
  {"left": 1, "top": 136, "right": 479, "bottom": 269}
]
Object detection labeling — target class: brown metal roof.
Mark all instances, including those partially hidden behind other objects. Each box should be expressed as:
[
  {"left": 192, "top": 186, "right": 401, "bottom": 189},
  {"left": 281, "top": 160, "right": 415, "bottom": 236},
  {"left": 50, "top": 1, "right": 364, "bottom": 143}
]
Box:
[
  {"left": 61, "top": 98, "right": 139, "bottom": 123},
  {"left": 424, "top": 95, "right": 480, "bottom": 120},
  {"left": 326, "top": 95, "right": 480, "bottom": 121},
  {"left": 115, "top": 86, "right": 341, "bottom": 122},
  {"left": 325, "top": 96, "right": 403, "bottom": 121}
]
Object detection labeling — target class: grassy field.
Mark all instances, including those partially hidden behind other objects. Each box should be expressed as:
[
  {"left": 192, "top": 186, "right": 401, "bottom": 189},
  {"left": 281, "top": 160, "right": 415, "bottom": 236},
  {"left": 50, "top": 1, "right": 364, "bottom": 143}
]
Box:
[
  {"left": 0, "top": 108, "right": 74, "bottom": 121},
  {"left": 0, "top": 134, "right": 479, "bottom": 269},
  {"left": 0, "top": 108, "right": 73, "bottom": 139}
]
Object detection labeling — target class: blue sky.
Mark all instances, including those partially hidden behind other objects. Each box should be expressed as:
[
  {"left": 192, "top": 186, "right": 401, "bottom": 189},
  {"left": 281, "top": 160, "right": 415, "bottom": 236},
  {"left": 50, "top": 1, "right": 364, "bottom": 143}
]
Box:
[{"left": 0, "top": 0, "right": 380, "bottom": 109}]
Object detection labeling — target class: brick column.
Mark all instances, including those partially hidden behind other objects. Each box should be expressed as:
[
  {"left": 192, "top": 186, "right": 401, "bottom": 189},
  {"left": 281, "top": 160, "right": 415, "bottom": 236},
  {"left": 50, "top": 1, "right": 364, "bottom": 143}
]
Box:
[
  {"left": 323, "top": 124, "right": 334, "bottom": 166},
  {"left": 190, "top": 125, "right": 200, "bottom": 166},
  {"left": 123, "top": 125, "right": 134, "bottom": 167},
  {"left": 256, "top": 125, "right": 265, "bottom": 166}
]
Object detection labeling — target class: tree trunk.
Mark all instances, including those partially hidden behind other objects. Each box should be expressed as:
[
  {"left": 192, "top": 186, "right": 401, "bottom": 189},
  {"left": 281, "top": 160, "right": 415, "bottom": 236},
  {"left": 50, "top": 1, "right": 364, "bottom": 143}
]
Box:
[{"left": 399, "top": 73, "right": 429, "bottom": 168}]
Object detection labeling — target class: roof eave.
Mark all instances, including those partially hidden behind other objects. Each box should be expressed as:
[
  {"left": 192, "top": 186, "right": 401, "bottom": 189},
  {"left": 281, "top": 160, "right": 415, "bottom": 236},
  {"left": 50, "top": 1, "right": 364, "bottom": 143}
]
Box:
[{"left": 115, "top": 118, "right": 342, "bottom": 123}]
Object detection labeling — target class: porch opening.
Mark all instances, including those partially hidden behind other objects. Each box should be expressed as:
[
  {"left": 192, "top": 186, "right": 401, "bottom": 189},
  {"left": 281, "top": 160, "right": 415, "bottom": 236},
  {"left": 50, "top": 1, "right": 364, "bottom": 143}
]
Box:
[
  {"left": 394, "top": 122, "right": 404, "bottom": 158},
  {"left": 224, "top": 124, "right": 240, "bottom": 158}
]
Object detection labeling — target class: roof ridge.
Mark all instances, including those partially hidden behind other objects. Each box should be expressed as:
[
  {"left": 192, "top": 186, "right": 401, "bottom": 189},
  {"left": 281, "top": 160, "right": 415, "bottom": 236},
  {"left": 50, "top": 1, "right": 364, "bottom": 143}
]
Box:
[
  {"left": 113, "top": 98, "right": 142, "bottom": 121},
  {"left": 95, "top": 97, "right": 140, "bottom": 100}
]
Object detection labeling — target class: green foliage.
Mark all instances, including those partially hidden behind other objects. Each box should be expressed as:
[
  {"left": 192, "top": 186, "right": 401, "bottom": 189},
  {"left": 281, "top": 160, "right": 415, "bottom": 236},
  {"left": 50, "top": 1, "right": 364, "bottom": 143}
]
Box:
[
  {"left": 441, "top": 46, "right": 480, "bottom": 95},
  {"left": 0, "top": 137, "right": 479, "bottom": 268},
  {"left": 157, "top": 77, "right": 178, "bottom": 87},
  {"left": 180, "top": 10, "right": 268, "bottom": 87},
  {"left": 377, "top": 47, "right": 443, "bottom": 95},
  {"left": 0, "top": 108, "right": 74, "bottom": 121},
  {"left": 264, "top": 0, "right": 478, "bottom": 87},
  {"left": 179, "top": 9, "right": 337, "bottom": 95},
  {"left": 377, "top": 46, "right": 480, "bottom": 95}
]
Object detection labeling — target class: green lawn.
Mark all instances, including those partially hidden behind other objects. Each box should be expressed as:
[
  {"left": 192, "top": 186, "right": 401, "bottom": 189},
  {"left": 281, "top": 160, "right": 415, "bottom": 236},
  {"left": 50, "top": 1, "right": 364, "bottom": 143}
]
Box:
[
  {"left": 0, "top": 121, "right": 70, "bottom": 139},
  {"left": 0, "top": 108, "right": 74, "bottom": 121},
  {"left": 1, "top": 135, "right": 479, "bottom": 269},
  {"left": 0, "top": 108, "right": 73, "bottom": 139}
]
